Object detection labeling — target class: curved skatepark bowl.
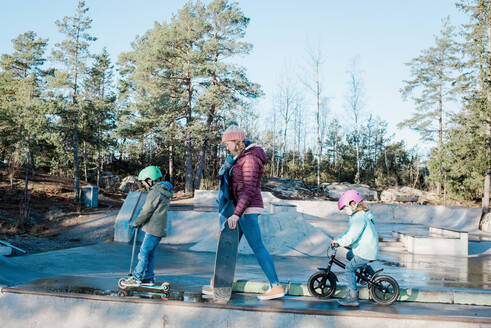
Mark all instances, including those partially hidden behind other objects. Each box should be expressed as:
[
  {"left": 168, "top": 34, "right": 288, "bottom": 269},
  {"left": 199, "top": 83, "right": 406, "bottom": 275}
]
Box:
[{"left": 1, "top": 191, "right": 491, "bottom": 327}]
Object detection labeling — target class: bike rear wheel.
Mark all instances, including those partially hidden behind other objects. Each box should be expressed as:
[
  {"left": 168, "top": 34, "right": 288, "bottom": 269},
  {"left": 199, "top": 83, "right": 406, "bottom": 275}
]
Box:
[
  {"left": 369, "top": 275, "right": 399, "bottom": 305},
  {"left": 307, "top": 271, "right": 336, "bottom": 299}
]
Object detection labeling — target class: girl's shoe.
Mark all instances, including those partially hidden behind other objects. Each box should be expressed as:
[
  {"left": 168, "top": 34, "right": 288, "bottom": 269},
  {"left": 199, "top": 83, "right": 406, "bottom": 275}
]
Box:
[
  {"left": 337, "top": 289, "right": 359, "bottom": 307},
  {"left": 257, "top": 285, "right": 285, "bottom": 300},
  {"left": 121, "top": 276, "right": 141, "bottom": 288},
  {"left": 337, "top": 298, "right": 360, "bottom": 307}
]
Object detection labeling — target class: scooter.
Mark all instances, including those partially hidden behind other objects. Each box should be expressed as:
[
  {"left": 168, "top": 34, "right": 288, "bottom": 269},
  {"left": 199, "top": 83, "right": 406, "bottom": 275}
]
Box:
[{"left": 117, "top": 226, "right": 170, "bottom": 300}]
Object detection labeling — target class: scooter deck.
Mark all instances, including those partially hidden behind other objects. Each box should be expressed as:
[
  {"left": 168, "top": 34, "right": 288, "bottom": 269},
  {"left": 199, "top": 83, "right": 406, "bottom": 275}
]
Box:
[
  {"left": 118, "top": 281, "right": 171, "bottom": 299},
  {"left": 213, "top": 224, "right": 239, "bottom": 302}
]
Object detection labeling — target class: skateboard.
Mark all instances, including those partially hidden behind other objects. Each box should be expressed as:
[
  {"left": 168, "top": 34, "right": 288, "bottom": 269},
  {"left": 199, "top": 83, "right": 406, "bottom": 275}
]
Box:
[
  {"left": 117, "top": 278, "right": 170, "bottom": 300},
  {"left": 212, "top": 222, "right": 240, "bottom": 302}
]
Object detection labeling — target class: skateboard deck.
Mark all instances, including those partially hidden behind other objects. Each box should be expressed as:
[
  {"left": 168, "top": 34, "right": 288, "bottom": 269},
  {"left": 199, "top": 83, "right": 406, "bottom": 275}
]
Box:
[{"left": 213, "top": 223, "right": 239, "bottom": 302}]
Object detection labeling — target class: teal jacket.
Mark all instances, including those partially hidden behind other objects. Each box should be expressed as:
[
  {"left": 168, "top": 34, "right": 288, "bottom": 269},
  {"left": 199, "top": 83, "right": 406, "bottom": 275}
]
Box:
[
  {"left": 133, "top": 182, "right": 173, "bottom": 237},
  {"left": 334, "top": 210, "right": 378, "bottom": 261}
]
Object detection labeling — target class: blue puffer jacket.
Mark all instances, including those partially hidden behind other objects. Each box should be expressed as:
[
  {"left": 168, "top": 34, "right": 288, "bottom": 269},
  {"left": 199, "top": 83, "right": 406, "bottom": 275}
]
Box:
[{"left": 334, "top": 210, "right": 379, "bottom": 260}]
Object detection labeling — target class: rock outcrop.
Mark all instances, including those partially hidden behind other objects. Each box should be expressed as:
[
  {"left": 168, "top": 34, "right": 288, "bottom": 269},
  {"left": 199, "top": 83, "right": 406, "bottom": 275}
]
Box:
[
  {"left": 119, "top": 176, "right": 141, "bottom": 193},
  {"left": 321, "top": 182, "right": 378, "bottom": 201}
]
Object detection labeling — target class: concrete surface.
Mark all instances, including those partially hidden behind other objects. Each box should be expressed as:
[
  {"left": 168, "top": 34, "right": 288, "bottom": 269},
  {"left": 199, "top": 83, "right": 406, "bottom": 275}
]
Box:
[
  {"left": 1, "top": 243, "right": 490, "bottom": 302},
  {"left": 1, "top": 240, "right": 490, "bottom": 327},
  {"left": 1, "top": 289, "right": 490, "bottom": 328}
]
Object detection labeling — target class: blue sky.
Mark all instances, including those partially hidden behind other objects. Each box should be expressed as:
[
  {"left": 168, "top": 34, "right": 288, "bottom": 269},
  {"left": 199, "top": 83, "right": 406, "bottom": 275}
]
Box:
[{"left": 1, "top": 1, "right": 468, "bottom": 154}]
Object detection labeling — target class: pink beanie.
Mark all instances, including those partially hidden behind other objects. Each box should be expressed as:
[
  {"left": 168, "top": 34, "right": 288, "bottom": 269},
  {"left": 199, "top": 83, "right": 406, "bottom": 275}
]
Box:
[{"left": 222, "top": 125, "right": 245, "bottom": 142}]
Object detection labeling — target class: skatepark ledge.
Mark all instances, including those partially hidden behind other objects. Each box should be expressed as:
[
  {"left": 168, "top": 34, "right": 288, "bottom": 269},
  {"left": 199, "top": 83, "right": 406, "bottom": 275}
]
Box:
[{"left": 232, "top": 280, "right": 491, "bottom": 306}]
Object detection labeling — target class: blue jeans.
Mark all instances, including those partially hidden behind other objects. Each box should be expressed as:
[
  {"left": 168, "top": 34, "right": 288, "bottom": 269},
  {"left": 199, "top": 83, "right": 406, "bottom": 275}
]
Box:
[
  {"left": 133, "top": 232, "right": 162, "bottom": 281},
  {"left": 238, "top": 214, "right": 280, "bottom": 286},
  {"left": 345, "top": 250, "right": 369, "bottom": 292}
]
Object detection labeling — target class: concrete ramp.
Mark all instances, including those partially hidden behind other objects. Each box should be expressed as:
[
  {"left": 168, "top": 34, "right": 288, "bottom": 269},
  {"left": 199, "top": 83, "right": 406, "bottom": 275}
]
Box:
[
  {"left": 190, "top": 211, "right": 331, "bottom": 257},
  {"left": 191, "top": 190, "right": 483, "bottom": 232},
  {"left": 113, "top": 191, "right": 147, "bottom": 242},
  {"left": 0, "top": 256, "right": 47, "bottom": 286}
]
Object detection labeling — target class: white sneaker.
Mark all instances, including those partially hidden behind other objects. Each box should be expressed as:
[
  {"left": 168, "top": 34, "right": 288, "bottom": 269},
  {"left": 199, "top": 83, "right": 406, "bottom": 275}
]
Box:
[
  {"left": 201, "top": 285, "right": 214, "bottom": 296},
  {"left": 257, "top": 285, "right": 285, "bottom": 300},
  {"left": 121, "top": 276, "right": 141, "bottom": 287}
]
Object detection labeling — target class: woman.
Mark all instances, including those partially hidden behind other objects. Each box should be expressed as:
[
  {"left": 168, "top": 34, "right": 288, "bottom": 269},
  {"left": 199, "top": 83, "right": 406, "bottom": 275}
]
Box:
[{"left": 204, "top": 125, "right": 284, "bottom": 300}]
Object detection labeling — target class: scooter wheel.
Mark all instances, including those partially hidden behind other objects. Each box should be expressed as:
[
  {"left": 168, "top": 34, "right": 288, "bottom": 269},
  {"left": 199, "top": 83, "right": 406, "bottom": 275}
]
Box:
[
  {"left": 161, "top": 282, "right": 170, "bottom": 292},
  {"left": 161, "top": 292, "right": 169, "bottom": 301},
  {"left": 118, "top": 289, "right": 129, "bottom": 297},
  {"left": 118, "top": 278, "right": 127, "bottom": 289}
]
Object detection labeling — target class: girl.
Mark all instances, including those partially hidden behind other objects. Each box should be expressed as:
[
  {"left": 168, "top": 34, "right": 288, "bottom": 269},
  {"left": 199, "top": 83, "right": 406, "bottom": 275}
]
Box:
[{"left": 331, "top": 189, "right": 378, "bottom": 306}]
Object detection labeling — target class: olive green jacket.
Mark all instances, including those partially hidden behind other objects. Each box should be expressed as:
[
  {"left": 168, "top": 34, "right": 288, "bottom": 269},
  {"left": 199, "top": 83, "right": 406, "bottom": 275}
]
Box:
[{"left": 134, "top": 182, "right": 173, "bottom": 237}]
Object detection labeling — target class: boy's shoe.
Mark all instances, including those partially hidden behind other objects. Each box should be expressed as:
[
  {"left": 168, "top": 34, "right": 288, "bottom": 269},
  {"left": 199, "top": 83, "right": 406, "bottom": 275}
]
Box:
[
  {"left": 257, "top": 285, "right": 285, "bottom": 300},
  {"left": 201, "top": 285, "right": 214, "bottom": 296},
  {"left": 141, "top": 278, "right": 155, "bottom": 285},
  {"left": 121, "top": 276, "right": 141, "bottom": 288}
]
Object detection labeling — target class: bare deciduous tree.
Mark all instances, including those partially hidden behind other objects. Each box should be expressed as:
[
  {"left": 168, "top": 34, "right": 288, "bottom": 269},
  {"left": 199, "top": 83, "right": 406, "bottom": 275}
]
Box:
[
  {"left": 303, "top": 43, "right": 325, "bottom": 186},
  {"left": 345, "top": 57, "right": 365, "bottom": 183}
]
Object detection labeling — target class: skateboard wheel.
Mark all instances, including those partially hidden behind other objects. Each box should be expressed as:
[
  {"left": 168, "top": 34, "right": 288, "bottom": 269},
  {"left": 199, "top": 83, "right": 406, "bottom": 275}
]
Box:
[
  {"left": 161, "top": 282, "right": 170, "bottom": 291},
  {"left": 118, "top": 278, "right": 127, "bottom": 289},
  {"left": 118, "top": 290, "right": 129, "bottom": 297}
]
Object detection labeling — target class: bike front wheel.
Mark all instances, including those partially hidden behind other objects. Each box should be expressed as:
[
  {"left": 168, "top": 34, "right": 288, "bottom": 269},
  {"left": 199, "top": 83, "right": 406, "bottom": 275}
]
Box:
[
  {"left": 369, "top": 275, "right": 399, "bottom": 305},
  {"left": 307, "top": 271, "right": 337, "bottom": 299}
]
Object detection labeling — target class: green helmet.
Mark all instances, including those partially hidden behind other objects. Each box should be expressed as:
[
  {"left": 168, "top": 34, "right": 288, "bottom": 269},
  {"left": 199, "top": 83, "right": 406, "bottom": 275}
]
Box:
[{"left": 138, "top": 165, "right": 162, "bottom": 181}]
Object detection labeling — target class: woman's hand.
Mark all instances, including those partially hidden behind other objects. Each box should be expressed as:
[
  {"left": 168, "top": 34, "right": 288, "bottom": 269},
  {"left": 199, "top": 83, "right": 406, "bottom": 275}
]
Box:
[
  {"left": 227, "top": 215, "right": 240, "bottom": 229},
  {"left": 331, "top": 240, "right": 339, "bottom": 247}
]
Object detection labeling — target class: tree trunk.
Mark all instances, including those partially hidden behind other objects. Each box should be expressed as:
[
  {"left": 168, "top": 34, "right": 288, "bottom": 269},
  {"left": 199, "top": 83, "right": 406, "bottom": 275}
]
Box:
[
  {"left": 436, "top": 74, "right": 444, "bottom": 195},
  {"left": 184, "top": 77, "right": 194, "bottom": 194},
  {"left": 194, "top": 98, "right": 216, "bottom": 190},
  {"left": 316, "top": 63, "right": 322, "bottom": 187},
  {"left": 20, "top": 146, "right": 31, "bottom": 228},
  {"left": 384, "top": 148, "right": 390, "bottom": 185},
  {"left": 73, "top": 109, "right": 80, "bottom": 201},
  {"left": 185, "top": 141, "right": 194, "bottom": 193},
  {"left": 97, "top": 143, "right": 102, "bottom": 188},
  {"left": 83, "top": 141, "right": 88, "bottom": 182},
  {"left": 480, "top": 25, "right": 491, "bottom": 225},
  {"left": 271, "top": 111, "right": 276, "bottom": 177},
  {"left": 73, "top": 36, "right": 80, "bottom": 202},
  {"left": 355, "top": 141, "right": 360, "bottom": 183},
  {"left": 194, "top": 139, "right": 208, "bottom": 190},
  {"left": 169, "top": 144, "right": 174, "bottom": 185}
]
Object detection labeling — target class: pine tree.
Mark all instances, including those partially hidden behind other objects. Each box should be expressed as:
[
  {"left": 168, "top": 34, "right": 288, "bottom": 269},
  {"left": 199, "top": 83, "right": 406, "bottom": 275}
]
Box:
[
  {"left": 0, "top": 31, "right": 50, "bottom": 226},
  {"left": 51, "top": 0, "right": 96, "bottom": 201},
  {"left": 453, "top": 0, "right": 490, "bottom": 220},
  {"left": 399, "top": 17, "right": 461, "bottom": 194},
  {"left": 82, "top": 48, "right": 116, "bottom": 187},
  {"left": 193, "top": 0, "right": 262, "bottom": 189}
]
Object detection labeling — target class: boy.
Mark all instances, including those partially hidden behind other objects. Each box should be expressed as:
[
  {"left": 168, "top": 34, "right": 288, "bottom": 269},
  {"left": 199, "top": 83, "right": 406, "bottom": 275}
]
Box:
[{"left": 121, "top": 165, "right": 173, "bottom": 287}]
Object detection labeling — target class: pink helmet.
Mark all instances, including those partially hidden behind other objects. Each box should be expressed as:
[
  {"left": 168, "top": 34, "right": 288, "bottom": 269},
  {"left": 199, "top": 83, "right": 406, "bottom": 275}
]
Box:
[{"left": 338, "top": 189, "right": 363, "bottom": 210}]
